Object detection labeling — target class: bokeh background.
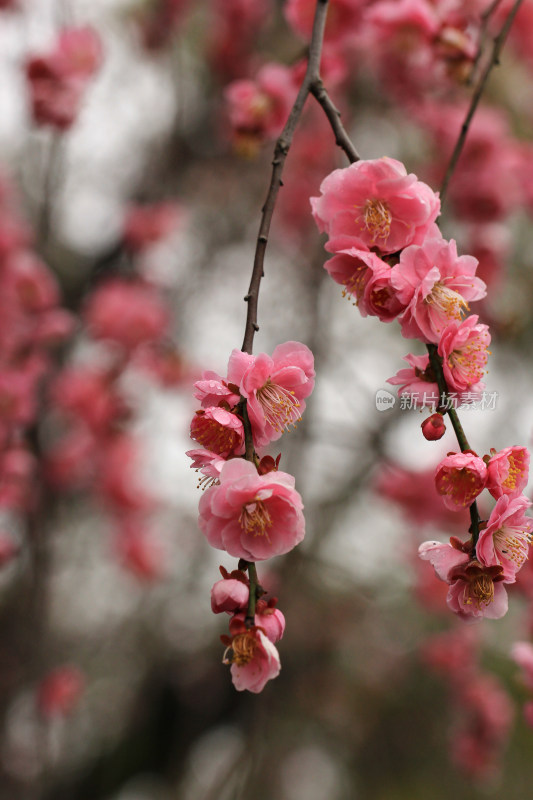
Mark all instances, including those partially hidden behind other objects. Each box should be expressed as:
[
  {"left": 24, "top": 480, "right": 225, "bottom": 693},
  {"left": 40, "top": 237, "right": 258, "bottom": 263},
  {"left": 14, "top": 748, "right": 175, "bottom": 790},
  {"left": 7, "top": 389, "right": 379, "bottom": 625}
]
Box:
[{"left": 1, "top": 0, "right": 533, "bottom": 798}]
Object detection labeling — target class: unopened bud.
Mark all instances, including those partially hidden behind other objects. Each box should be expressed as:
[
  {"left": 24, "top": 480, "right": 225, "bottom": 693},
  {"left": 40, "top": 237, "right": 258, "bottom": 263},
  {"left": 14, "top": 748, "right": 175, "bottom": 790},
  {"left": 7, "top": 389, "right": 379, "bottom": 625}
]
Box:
[{"left": 421, "top": 413, "right": 446, "bottom": 441}]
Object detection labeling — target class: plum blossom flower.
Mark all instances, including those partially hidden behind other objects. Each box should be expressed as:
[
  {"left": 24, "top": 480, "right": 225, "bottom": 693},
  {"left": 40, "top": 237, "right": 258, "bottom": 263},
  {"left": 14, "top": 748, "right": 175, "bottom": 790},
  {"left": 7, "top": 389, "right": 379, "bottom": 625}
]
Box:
[
  {"left": 323, "top": 248, "right": 405, "bottom": 321},
  {"left": 438, "top": 315, "right": 490, "bottom": 394},
  {"left": 211, "top": 567, "right": 249, "bottom": 613},
  {"left": 387, "top": 353, "right": 439, "bottom": 408},
  {"left": 186, "top": 448, "right": 225, "bottom": 489},
  {"left": 26, "top": 27, "right": 101, "bottom": 130},
  {"left": 123, "top": 202, "right": 183, "bottom": 253},
  {"left": 418, "top": 539, "right": 470, "bottom": 581},
  {"left": 285, "top": 0, "right": 366, "bottom": 45},
  {"left": 198, "top": 458, "right": 305, "bottom": 561},
  {"left": 221, "top": 618, "right": 280, "bottom": 693},
  {"left": 84, "top": 279, "right": 169, "bottom": 352},
  {"left": 311, "top": 157, "right": 440, "bottom": 255},
  {"left": 193, "top": 371, "right": 241, "bottom": 410},
  {"left": 225, "top": 64, "right": 296, "bottom": 154},
  {"left": 486, "top": 445, "right": 530, "bottom": 500},
  {"left": 435, "top": 452, "right": 487, "bottom": 510},
  {"left": 232, "top": 598, "right": 286, "bottom": 643},
  {"left": 446, "top": 561, "right": 508, "bottom": 621},
  {"left": 190, "top": 406, "right": 245, "bottom": 457},
  {"left": 392, "top": 236, "right": 486, "bottom": 343},
  {"left": 227, "top": 342, "right": 314, "bottom": 448},
  {"left": 476, "top": 494, "right": 533, "bottom": 581}
]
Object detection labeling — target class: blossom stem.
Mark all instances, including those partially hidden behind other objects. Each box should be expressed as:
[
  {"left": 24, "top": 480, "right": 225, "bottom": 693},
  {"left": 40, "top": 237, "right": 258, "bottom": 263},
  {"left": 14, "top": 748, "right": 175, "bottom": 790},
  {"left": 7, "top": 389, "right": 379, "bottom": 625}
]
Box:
[
  {"left": 427, "top": 343, "right": 480, "bottom": 544},
  {"left": 245, "top": 562, "right": 259, "bottom": 628}
]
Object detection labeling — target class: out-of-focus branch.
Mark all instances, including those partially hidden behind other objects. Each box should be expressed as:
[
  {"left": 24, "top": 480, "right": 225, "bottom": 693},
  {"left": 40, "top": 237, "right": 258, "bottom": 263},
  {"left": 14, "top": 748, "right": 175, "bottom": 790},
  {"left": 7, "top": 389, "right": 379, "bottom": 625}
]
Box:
[{"left": 440, "top": 0, "right": 524, "bottom": 205}]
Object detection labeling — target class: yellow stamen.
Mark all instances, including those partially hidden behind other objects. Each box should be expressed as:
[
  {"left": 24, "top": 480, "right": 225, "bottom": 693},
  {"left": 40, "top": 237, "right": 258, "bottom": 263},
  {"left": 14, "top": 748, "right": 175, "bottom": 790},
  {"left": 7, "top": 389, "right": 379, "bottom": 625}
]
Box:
[
  {"left": 240, "top": 497, "right": 272, "bottom": 538},
  {"left": 357, "top": 198, "right": 392, "bottom": 243}
]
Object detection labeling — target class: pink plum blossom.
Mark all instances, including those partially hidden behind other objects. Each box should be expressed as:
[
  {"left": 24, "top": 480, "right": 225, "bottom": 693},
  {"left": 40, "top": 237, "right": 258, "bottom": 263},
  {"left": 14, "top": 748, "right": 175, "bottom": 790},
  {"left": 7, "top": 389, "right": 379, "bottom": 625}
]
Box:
[
  {"left": 446, "top": 561, "right": 508, "bottom": 621},
  {"left": 450, "top": 673, "right": 514, "bottom": 779},
  {"left": 123, "top": 202, "right": 183, "bottom": 253},
  {"left": 438, "top": 315, "right": 490, "bottom": 395},
  {"left": 232, "top": 598, "right": 286, "bottom": 643},
  {"left": 311, "top": 157, "right": 440, "bottom": 255},
  {"left": 476, "top": 494, "right": 533, "bottom": 582},
  {"left": 208, "top": 0, "right": 272, "bottom": 82},
  {"left": 222, "top": 619, "right": 280, "bottom": 693},
  {"left": 225, "top": 64, "right": 296, "bottom": 154},
  {"left": 211, "top": 567, "right": 249, "bottom": 613},
  {"left": 285, "top": 0, "right": 365, "bottom": 45},
  {"left": 114, "top": 517, "right": 165, "bottom": 581},
  {"left": 190, "top": 407, "right": 245, "bottom": 457},
  {"left": 435, "top": 452, "right": 487, "bottom": 511},
  {"left": 418, "top": 539, "right": 469, "bottom": 581},
  {"left": 364, "top": 0, "right": 439, "bottom": 44},
  {"left": 198, "top": 458, "right": 305, "bottom": 561},
  {"left": 392, "top": 236, "right": 486, "bottom": 343},
  {"left": 386, "top": 353, "right": 439, "bottom": 409},
  {"left": 186, "top": 448, "right": 225, "bottom": 490},
  {"left": 486, "top": 446, "right": 530, "bottom": 500},
  {"left": 227, "top": 341, "right": 314, "bottom": 448},
  {"left": 323, "top": 248, "right": 405, "bottom": 321},
  {"left": 84, "top": 279, "right": 169, "bottom": 352},
  {"left": 26, "top": 27, "right": 101, "bottom": 129},
  {"left": 193, "top": 370, "right": 241, "bottom": 410}
]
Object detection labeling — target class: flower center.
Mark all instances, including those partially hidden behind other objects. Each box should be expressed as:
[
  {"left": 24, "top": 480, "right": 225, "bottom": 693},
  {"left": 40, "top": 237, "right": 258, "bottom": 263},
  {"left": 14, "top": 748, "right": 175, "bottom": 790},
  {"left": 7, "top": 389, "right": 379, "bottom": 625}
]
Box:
[
  {"left": 449, "top": 338, "right": 488, "bottom": 384},
  {"left": 359, "top": 199, "right": 392, "bottom": 243},
  {"left": 191, "top": 415, "right": 239, "bottom": 455},
  {"left": 223, "top": 631, "right": 257, "bottom": 666},
  {"left": 467, "top": 573, "right": 494, "bottom": 608},
  {"left": 240, "top": 497, "right": 272, "bottom": 538},
  {"left": 502, "top": 454, "right": 523, "bottom": 493},
  {"left": 494, "top": 525, "right": 532, "bottom": 568},
  {"left": 426, "top": 282, "right": 469, "bottom": 321},
  {"left": 256, "top": 380, "right": 301, "bottom": 433}
]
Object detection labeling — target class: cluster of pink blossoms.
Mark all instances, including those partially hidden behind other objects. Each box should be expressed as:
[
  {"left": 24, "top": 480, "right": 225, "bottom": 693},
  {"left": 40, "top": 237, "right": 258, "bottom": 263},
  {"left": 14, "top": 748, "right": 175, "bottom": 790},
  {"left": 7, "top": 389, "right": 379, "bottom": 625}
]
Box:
[
  {"left": 422, "top": 627, "right": 514, "bottom": 778},
  {"left": 25, "top": 27, "right": 102, "bottom": 130},
  {"left": 187, "top": 341, "right": 315, "bottom": 692},
  {"left": 313, "top": 156, "right": 532, "bottom": 622},
  {"left": 45, "top": 204, "right": 186, "bottom": 581},
  {"left": 420, "top": 447, "right": 532, "bottom": 621}
]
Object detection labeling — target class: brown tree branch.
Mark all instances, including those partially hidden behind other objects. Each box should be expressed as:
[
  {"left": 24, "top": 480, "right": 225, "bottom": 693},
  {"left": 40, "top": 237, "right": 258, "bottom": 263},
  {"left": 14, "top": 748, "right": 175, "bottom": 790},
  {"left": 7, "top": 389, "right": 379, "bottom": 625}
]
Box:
[
  {"left": 439, "top": 0, "right": 524, "bottom": 206},
  {"left": 240, "top": 0, "right": 330, "bottom": 355}
]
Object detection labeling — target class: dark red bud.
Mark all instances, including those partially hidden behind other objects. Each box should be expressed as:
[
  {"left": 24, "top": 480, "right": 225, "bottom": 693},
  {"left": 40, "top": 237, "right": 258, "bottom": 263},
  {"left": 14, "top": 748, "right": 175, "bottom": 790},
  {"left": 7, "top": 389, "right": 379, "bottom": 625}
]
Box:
[{"left": 421, "top": 413, "right": 446, "bottom": 441}]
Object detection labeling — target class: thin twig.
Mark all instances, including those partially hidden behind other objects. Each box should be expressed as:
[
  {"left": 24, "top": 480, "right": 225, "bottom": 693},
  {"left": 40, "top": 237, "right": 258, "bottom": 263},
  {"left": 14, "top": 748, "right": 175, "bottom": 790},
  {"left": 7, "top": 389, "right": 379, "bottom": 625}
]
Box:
[
  {"left": 310, "top": 78, "right": 360, "bottom": 164},
  {"left": 439, "top": 0, "right": 524, "bottom": 206},
  {"left": 468, "top": 0, "right": 504, "bottom": 85},
  {"left": 240, "top": 0, "right": 330, "bottom": 355}
]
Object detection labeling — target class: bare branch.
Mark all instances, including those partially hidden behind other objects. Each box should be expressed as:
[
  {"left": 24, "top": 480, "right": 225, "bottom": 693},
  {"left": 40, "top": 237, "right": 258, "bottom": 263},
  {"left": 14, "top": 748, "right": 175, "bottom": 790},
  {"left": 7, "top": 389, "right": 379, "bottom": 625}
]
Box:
[{"left": 440, "top": 0, "right": 524, "bottom": 205}]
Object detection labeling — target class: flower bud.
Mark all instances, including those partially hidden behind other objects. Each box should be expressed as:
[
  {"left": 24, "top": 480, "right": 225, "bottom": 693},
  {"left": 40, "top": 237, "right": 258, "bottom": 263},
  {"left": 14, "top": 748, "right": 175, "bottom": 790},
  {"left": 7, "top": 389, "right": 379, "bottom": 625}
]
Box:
[{"left": 421, "top": 413, "right": 446, "bottom": 441}]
